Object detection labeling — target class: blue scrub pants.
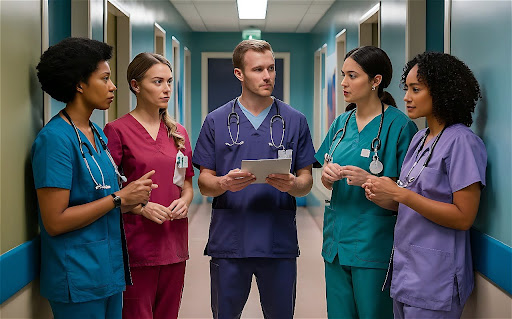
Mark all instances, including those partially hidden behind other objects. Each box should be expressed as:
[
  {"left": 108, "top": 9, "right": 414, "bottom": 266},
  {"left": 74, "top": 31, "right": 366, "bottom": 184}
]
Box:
[
  {"left": 210, "top": 257, "right": 296, "bottom": 319},
  {"left": 325, "top": 258, "right": 393, "bottom": 319},
  {"left": 49, "top": 292, "right": 122, "bottom": 319}
]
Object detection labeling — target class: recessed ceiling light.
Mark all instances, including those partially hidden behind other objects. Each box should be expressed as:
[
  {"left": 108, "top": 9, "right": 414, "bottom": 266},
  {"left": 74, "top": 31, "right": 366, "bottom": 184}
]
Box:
[{"left": 237, "top": 0, "right": 267, "bottom": 19}]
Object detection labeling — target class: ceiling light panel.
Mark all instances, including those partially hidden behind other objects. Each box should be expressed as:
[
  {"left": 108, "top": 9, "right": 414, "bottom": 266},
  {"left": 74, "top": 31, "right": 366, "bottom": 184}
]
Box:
[{"left": 237, "top": 0, "right": 268, "bottom": 19}]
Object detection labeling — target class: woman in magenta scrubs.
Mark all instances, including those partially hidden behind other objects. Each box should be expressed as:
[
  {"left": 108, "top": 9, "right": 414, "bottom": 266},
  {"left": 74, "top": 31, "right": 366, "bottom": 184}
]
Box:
[
  {"left": 104, "top": 53, "right": 194, "bottom": 319},
  {"left": 363, "top": 52, "right": 487, "bottom": 318}
]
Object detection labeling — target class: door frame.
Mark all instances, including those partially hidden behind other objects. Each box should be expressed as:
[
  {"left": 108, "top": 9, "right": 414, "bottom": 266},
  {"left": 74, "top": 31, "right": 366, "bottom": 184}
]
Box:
[
  {"left": 359, "top": 2, "right": 381, "bottom": 47},
  {"left": 335, "top": 29, "right": 347, "bottom": 117},
  {"left": 104, "top": 0, "right": 131, "bottom": 123}
]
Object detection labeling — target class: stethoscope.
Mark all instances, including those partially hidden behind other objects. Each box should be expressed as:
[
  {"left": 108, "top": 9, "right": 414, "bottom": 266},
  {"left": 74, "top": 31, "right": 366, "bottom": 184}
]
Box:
[
  {"left": 62, "top": 110, "right": 127, "bottom": 190},
  {"left": 396, "top": 126, "right": 446, "bottom": 188},
  {"left": 324, "top": 102, "right": 385, "bottom": 175},
  {"left": 225, "top": 98, "right": 285, "bottom": 150}
]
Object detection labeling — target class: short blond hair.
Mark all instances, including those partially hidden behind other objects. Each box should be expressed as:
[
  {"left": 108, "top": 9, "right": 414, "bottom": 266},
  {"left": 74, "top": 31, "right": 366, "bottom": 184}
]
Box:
[{"left": 232, "top": 39, "right": 274, "bottom": 71}]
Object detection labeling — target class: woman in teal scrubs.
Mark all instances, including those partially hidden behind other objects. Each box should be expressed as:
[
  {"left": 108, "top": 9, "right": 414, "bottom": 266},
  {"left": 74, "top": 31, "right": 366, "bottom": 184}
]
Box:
[
  {"left": 32, "top": 37, "right": 155, "bottom": 319},
  {"left": 315, "top": 46, "right": 417, "bottom": 318}
]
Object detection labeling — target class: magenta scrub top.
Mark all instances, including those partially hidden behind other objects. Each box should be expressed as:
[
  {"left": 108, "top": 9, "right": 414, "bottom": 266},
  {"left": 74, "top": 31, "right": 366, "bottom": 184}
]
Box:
[
  {"left": 388, "top": 124, "right": 487, "bottom": 311},
  {"left": 104, "top": 114, "right": 194, "bottom": 267}
]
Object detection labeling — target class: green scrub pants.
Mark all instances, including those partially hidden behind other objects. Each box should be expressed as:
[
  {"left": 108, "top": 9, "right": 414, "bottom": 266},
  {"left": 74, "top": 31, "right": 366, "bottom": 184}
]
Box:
[{"left": 325, "top": 258, "right": 392, "bottom": 319}]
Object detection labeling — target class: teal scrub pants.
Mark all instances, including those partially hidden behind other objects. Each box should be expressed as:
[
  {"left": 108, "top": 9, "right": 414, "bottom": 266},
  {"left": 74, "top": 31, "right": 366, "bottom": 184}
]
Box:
[
  {"left": 49, "top": 292, "right": 122, "bottom": 319},
  {"left": 325, "top": 259, "right": 392, "bottom": 319}
]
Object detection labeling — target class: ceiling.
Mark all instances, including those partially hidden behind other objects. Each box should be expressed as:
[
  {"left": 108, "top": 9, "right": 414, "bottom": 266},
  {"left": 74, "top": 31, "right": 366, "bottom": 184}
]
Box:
[{"left": 169, "top": 0, "right": 335, "bottom": 33}]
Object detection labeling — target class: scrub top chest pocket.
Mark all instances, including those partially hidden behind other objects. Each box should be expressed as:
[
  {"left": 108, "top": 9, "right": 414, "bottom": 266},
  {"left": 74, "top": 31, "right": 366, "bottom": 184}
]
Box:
[{"left": 173, "top": 150, "right": 188, "bottom": 187}]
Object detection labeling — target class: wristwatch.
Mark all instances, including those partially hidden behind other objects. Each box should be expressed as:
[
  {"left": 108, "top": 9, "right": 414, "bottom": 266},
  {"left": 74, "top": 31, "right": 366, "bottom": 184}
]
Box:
[{"left": 111, "top": 193, "right": 121, "bottom": 208}]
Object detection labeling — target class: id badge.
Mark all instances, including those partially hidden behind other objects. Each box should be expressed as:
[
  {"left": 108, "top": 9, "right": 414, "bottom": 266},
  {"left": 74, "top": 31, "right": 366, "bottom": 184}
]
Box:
[
  {"left": 360, "top": 149, "right": 371, "bottom": 158},
  {"left": 278, "top": 149, "right": 293, "bottom": 159},
  {"left": 176, "top": 151, "right": 188, "bottom": 168}
]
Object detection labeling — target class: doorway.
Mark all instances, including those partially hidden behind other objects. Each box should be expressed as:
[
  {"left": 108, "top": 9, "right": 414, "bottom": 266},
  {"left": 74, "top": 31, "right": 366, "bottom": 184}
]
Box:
[
  {"left": 104, "top": 0, "right": 131, "bottom": 123},
  {"left": 154, "top": 23, "right": 166, "bottom": 57},
  {"left": 200, "top": 52, "right": 289, "bottom": 121},
  {"left": 359, "top": 3, "right": 380, "bottom": 47},
  {"left": 335, "top": 29, "right": 347, "bottom": 117}
]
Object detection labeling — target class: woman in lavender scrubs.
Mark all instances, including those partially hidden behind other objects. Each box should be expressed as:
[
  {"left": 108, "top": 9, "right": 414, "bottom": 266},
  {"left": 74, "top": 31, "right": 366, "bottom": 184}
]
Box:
[{"left": 363, "top": 52, "right": 487, "bottom": 318}]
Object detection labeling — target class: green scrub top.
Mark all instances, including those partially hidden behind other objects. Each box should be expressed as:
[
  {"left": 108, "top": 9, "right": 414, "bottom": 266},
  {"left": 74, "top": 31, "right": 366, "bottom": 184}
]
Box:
[{"left": 315, "top": 106, "right": 417, "bottom": 269}]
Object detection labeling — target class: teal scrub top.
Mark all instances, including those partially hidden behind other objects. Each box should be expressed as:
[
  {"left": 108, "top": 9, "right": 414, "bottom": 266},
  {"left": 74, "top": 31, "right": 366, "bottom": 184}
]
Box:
[
  {"left": 315, "top": 106, "right": 417, "bottom": 269},
  {"left": 32, "top": 115, "right": 127, "bottom": 303}
]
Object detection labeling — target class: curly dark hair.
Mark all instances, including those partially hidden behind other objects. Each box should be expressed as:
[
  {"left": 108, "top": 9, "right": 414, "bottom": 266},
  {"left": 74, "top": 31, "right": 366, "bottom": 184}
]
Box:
[
  {"left": 36, "top": 37, "right": 112, "bottom": 103},
  {"left": 401, "top": 52, "right": 481, "bottom": 127}
]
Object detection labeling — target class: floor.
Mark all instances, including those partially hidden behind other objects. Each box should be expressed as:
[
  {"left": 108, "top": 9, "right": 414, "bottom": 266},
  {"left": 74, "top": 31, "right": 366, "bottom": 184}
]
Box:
[{"left": 179, "top": 202, "right": 327, "bottom": 319}]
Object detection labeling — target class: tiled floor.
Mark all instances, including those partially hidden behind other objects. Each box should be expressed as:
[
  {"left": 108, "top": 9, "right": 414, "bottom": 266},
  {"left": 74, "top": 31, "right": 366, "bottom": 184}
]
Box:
[{"left": 179, "top": 202, "right": 327, "bottom": 319}]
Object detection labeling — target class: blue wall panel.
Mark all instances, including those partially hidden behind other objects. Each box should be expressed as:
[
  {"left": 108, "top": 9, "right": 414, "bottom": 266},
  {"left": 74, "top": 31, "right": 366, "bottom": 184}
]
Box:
[
  {"left": 451, "top": 0, "right": 512, "bottom": 247},
  {"left": 426, "top": 0, "right": 444, "bottom": 52}
]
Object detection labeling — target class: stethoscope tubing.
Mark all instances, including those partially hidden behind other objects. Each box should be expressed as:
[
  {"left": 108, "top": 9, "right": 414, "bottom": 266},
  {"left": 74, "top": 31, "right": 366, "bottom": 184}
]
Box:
[
  {"left": 396, "top": 126, "right": 446, "bottom": 188},
  {"left": 226, "top": 98, "right": 285, "bottom": 149},
  {"left": 62, "top": 110, "right": 126, "bottom": 190},
  {"left": 325, "top": 102, "right": 385, "bottom": 163}
]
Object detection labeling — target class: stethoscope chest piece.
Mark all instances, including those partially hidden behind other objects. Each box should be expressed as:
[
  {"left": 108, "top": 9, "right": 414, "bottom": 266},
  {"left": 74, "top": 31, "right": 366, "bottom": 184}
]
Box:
[
  {"left": 369, "top": 155, "right": 383, "bottom": 174},
  {"left": 324, "top": 153, "right": 333, "bottom": 164}
]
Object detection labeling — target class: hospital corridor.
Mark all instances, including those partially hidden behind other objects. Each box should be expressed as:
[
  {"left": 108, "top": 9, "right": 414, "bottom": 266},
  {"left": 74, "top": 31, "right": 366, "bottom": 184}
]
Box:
[
  {"left": 1, "top": 0, "right": 511, "bottom": 318},
  {"left": 180, "top": 203, "right": 327, "bottom": 319}
]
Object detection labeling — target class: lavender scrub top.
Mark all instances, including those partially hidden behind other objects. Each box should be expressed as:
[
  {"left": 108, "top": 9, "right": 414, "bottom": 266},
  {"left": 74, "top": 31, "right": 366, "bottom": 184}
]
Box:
[{"left": 389, "top": 124, "right": 487, "bottom": 311}]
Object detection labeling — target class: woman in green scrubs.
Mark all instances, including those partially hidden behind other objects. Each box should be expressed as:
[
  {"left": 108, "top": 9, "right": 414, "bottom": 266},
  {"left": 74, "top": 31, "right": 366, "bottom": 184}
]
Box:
[{"left": 315, "top": 46, "right": 417, "bottom": 318}]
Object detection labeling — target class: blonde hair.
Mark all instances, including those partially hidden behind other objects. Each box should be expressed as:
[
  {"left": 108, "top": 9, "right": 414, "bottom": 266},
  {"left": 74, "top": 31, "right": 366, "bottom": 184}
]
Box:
[
  {"left": 232, "top": 39, "right": 274, "bottom": 71},
  {"left": 127, "top": 52, "right": 185, "bottom": 149}
]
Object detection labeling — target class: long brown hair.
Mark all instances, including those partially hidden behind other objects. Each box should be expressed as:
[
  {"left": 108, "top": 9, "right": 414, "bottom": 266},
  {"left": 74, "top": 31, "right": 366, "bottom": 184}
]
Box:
[{"left": 127, "top": 52, "right": 185, "bottom": 149}]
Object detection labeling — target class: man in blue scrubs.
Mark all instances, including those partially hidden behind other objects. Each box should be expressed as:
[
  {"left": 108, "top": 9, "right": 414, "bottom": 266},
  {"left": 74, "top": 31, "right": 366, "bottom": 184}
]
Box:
[{"left": 193, "top": 39, "right": 316, "bottom": 319}]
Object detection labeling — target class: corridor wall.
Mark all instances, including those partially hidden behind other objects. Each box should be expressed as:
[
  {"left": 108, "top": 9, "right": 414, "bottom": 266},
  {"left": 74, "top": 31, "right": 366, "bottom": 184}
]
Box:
[{"left": 0, "top": 0, "right": 53, "bottom": 317}]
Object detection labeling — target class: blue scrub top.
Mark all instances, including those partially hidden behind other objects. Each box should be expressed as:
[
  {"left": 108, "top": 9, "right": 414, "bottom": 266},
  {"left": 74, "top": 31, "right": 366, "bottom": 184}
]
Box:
[
  {"left": 315, "top": 106, "right": 418, "bottom": 269},
  {"left": 193, "top": 99, "right": 316, "bottom": 258},
  {"left": 32, "top": 115, "right": 127, "bottom": 303}
]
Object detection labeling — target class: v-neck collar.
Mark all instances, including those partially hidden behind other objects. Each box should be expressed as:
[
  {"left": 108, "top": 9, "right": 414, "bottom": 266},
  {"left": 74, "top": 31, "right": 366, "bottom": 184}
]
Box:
[
  {"left": 234, "top": 100, "right": 276, "bottom": 134},
  {"left": 351, "top": 106, "right": 387, "bottom": 136},
  {"left": 127, "top": 113, "right": 165, "bottom": 144},
  {"left": 58, "top": 115, "right": 101, "bottom": 154}
]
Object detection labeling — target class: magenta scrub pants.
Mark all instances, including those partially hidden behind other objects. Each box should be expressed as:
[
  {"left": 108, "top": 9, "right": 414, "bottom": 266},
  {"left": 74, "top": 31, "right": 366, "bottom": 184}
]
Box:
[{"left": 122, "top": 262, "right": 186, "bottom": 319}]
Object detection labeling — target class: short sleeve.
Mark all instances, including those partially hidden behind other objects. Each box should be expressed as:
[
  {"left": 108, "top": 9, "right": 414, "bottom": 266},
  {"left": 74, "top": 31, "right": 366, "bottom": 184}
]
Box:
[
  {"left": 395, "top": 120, "right": 418, "bottom": 173},
  {"left": 447, "top": 132, "right": 487, "bottom": 192},
  {"left": 177, "top": 125, "right": 195, "bottom": 178},
  {"left": 31, "top": 129, "right": 73, "bottom": 190},
  {"left": 192, "top": 116, "right": 216, "bottom": 170},
  {"left": 294, "top": 116, "right": 317, "bottom": 171},
  {"left": 104, "top": 123, "right": 123, "bottom": 167},
  {"left": 314, "top": 115, "right": 341, "bottom": 165}
]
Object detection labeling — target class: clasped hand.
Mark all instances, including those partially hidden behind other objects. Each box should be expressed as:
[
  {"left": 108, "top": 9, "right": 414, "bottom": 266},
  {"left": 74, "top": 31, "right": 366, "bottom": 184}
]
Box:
[
  {"left": 322, "top": 164, "right": 370, "bottom": 187},
  {"left": 140, "top": 198, "right": 189, "bottom": 224}
]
